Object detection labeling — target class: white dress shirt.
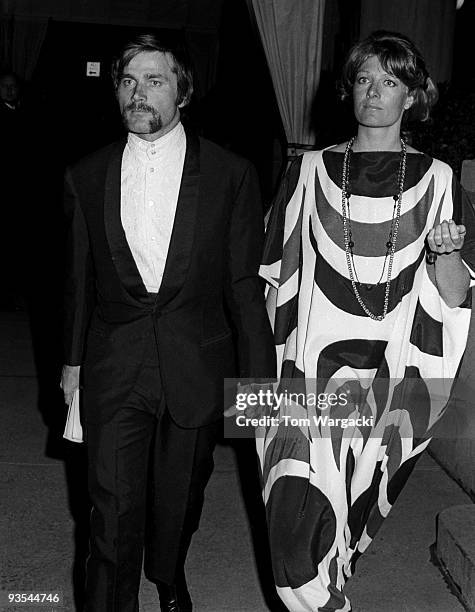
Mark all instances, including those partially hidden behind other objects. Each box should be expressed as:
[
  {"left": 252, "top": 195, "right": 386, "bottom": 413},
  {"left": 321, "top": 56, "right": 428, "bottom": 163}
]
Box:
[{"left": 121, "top": 122, "right": 186, "bottom": 293}]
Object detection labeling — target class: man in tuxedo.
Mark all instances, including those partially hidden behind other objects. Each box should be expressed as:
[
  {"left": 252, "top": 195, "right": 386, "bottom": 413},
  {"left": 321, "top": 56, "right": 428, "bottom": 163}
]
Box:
[{"left": 61, "top": 33, "right": 276, "bottom": 612}]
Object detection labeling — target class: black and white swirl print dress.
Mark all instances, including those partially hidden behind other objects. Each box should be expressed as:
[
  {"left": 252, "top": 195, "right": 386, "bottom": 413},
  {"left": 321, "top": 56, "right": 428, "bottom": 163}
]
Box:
[{"left": 258, "top": 150, "right": 475, "bottom": 612}]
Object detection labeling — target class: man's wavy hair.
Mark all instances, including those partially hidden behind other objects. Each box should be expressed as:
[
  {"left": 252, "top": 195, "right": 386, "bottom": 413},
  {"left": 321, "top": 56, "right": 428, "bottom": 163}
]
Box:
[
  {"left": 111, "top": 33, "right": 194, "bottom": 107},
  {"left": 340, "top": 30, "right": 438, "bottom": 122}
]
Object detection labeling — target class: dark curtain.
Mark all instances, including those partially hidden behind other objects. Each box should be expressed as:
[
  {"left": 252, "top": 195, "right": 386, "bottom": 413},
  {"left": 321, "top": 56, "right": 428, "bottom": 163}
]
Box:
[
  {"left": 246, "top": 0, "right": 326, "bottom": 157},
  {"left": 0, "top": 15, "right": 48, "bottom": 79},
  {"left": 360, "top": 0, "right": 457, "bottom": 83}
]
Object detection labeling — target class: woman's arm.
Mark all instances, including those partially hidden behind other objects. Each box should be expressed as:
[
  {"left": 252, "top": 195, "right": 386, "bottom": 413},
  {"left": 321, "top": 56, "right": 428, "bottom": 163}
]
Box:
[{"left": 427, "top": 220, "right": 469, "bottom": 307}]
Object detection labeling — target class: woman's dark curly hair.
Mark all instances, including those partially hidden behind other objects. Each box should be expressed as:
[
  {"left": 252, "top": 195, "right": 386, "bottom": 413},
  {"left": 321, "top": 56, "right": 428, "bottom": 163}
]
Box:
[{"left": 340, "top": 30, "right": 438, "bottom": 122}]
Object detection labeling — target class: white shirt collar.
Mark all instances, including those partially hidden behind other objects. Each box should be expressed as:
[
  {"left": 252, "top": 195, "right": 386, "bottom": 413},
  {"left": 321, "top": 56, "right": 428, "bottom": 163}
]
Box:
[{"left": 127, "top": 122, "right": 185, "bottom": 163}]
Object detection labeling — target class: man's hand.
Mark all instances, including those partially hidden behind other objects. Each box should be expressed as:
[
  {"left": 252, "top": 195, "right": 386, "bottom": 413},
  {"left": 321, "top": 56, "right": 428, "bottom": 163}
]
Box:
[
  {"left": 224, "top": 381, "right": 276, "bottom": 419},
  {"left": 60, "top": 364, "right": 81, "bottom": 406}
]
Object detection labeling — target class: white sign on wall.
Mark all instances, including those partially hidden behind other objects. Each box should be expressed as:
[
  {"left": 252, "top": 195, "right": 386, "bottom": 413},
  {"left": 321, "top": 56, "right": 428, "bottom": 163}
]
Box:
[{"left": 86, "top": 62, "right": 101, "bottom": 77}]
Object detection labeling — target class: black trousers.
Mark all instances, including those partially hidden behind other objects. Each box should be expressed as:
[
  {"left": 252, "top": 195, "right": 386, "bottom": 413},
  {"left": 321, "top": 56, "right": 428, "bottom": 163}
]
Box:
[{"left": 84, "top": 338, "right": 220, "bottom": 612}]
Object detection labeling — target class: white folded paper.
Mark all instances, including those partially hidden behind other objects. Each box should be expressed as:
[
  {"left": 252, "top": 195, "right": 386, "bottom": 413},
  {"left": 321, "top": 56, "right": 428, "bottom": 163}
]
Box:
[{"left": 63, "top": 388, "right": 83, "bottom": 443}]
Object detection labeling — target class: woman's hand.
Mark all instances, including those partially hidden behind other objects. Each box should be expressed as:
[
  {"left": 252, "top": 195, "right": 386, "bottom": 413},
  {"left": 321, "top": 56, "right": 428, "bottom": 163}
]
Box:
[
  {"left": 426, "top": 220, "right": 466, "bottom": 255},
  {"left": 426, "top": 220, "right": 470, "bottom": 308}
]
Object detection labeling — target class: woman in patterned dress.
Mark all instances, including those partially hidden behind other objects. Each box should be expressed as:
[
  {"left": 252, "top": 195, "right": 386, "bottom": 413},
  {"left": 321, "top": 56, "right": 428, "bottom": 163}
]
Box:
[{"left": 258, "top": 31, "right": 475, "bottom": 611}]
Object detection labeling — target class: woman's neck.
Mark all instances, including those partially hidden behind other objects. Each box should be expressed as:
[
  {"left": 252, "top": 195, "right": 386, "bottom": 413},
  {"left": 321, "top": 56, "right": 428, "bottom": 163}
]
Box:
[{"left": 352, "top": 129, "right": 402, "bottom": 152}]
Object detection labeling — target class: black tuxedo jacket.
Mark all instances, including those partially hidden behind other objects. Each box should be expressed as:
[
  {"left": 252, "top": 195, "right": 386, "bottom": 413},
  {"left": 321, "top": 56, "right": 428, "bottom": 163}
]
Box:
[{"left": 63, "top": 128, "right": 276, "bottom": 427}]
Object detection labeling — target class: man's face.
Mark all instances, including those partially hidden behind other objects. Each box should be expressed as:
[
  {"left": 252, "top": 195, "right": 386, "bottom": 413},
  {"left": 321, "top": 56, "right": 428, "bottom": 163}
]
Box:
[
  {"left": 116, "top": 50, "right": 182, "bottom": 141},
  {"left": 0, "top": 76, "right": 20, "bottom": 104}
]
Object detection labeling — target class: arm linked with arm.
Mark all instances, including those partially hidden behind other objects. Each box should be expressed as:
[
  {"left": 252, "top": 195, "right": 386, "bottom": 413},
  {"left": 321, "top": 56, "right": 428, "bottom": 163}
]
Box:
[
  {"left": 427, "top": 176, "right": 475, "bottom": 307},
  {"left": 224, "top": 162, "right": 276, "bottom": 380}
]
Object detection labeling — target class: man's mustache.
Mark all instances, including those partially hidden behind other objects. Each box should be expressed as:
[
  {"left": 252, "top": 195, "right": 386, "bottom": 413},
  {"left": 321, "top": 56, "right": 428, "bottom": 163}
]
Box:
[{"left": 125, "top": 103, "right": 157, "bottom": 113}]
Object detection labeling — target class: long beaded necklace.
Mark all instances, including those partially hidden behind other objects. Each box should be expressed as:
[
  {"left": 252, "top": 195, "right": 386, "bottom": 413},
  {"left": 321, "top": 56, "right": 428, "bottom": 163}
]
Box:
[{"left": 341, "top": 136, "right": 407, "bottom": 321}]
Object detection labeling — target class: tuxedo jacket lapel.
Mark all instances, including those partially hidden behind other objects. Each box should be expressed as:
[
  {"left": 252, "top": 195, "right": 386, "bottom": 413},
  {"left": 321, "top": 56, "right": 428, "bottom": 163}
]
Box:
[
  {"left": 103, "top": 129, "right": 200, "bottom": 308},
  {"left": 156, "top": 128, "right": 200, "bottom": 308},
  {"left": 104, "top": 139, "right": 149, "bottom": 302}
]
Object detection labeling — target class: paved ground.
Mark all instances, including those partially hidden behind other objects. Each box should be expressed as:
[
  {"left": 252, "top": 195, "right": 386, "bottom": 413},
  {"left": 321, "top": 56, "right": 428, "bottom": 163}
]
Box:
[{"left": 0, "top": 311, "right": 470, "bottom": 611}]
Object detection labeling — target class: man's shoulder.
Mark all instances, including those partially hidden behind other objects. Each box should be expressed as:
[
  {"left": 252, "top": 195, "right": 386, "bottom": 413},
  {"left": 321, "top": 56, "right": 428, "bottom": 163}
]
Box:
[
  {"left": 198, "top": 136, "right": 252, "bottom": 173},
  {"left": 67, "top": 138, "right": 126, "bottom": 177},
  {"left": 67, "top": 133, "right": 254, "bottom": 178}
]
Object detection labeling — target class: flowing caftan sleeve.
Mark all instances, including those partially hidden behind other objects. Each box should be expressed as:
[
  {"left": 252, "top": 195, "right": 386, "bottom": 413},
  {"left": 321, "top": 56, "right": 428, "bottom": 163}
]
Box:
[
  {"left": 402, "top": 163, "right": 475, "bottom": 440},
  {"left": 259, "top": 155, "right": 313, "bottom": 375},
  {"left": 260, "top": 156, "right": 305, "bottom": 291}
]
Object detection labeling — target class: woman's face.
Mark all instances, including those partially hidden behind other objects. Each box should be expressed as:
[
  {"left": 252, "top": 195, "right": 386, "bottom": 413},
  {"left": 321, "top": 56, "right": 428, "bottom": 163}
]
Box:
[{"left": 353, "top": 55, "right": 414, "bottom": 131}]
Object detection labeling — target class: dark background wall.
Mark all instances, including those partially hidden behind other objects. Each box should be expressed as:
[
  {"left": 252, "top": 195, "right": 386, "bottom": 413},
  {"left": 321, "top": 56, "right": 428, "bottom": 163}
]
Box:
[
  {"left": 2, "top": 0, "right": 475, "bottom": 198},
  {"left": 11, "top": 0, "right": 282, "bottom": 200}
]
